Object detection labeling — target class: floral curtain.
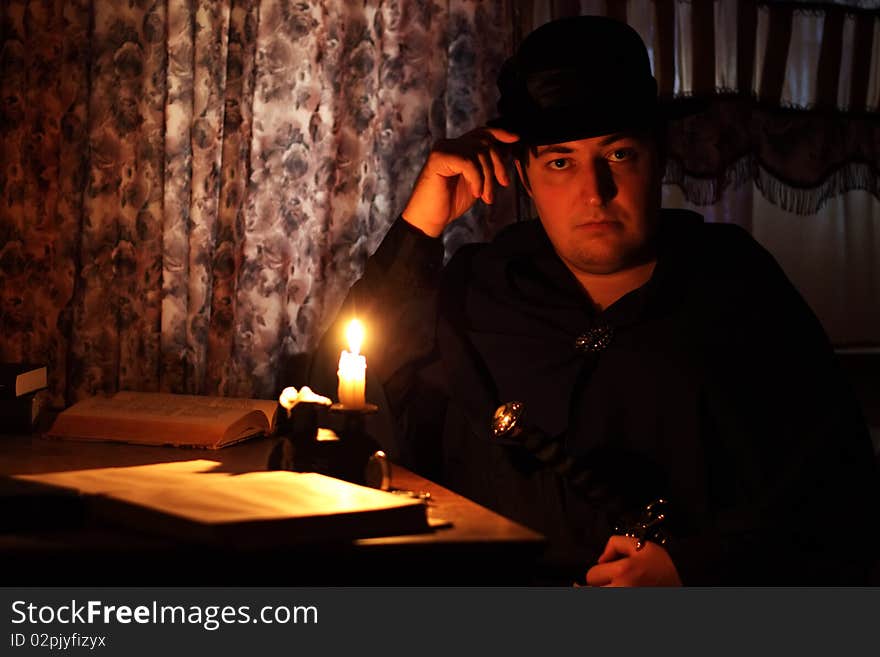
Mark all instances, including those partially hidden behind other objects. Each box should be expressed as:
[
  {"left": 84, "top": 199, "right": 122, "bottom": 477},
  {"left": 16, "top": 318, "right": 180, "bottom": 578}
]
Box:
[
  {"left": 0, "top": 0, "right": 514, "bottom": 405},
  {"left": 516, "top": 0, "right": 879, "bottom": 213}
]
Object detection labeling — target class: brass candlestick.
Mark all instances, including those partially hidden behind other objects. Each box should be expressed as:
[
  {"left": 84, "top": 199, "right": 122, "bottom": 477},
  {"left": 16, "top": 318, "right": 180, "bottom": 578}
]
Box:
[{"left": 268, "top": 401, "right": 390, "bottom": 490}]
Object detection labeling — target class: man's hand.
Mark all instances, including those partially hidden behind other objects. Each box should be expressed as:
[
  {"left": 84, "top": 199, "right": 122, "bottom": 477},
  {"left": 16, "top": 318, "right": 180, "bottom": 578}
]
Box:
[
  {"left": 402, "top": 127, "right": 519, "bottom": 237},
  {"left": 584, "top": 536, "right": 683, "bottom": 587}
]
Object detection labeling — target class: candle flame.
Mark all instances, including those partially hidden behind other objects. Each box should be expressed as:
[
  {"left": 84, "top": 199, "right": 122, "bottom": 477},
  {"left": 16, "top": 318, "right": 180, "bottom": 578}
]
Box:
[{"left": 345, "top": 319, "right": 364, "bottom": 355}]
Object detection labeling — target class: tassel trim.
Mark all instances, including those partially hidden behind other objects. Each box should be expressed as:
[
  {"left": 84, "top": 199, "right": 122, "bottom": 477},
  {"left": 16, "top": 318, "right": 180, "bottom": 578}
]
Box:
[{"left": 665, "top": 155, "right": 879, "bottom": 215}]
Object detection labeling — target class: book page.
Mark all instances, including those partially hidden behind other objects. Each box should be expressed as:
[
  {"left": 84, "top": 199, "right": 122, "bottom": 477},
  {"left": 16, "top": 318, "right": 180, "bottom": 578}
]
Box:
[
  {"left": 112, "top": 391, "right": 277, "bottom": 421},
  {"left": 15, "top": 461, "right": 428, "bottom": 542},
  {"left": 48, "top": 392, "right": 278, "bottom": 447},
  {"left": 16, "top": 460, "right": 421, "bottom": 520}
]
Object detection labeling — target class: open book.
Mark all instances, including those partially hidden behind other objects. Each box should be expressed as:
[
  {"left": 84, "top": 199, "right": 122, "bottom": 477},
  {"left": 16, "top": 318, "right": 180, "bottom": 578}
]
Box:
[
  {"left": 47, "top": 391, "right": 278, "bottom": 449},
  {"left": 13, "top": 460, "right": 429, "bottom": 545}
]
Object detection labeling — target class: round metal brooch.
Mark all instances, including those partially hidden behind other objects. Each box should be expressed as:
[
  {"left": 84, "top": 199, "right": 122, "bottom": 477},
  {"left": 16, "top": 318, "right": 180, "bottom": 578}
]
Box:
[{"left": 574, "top": 325, "right": 614, "bottom": 353}]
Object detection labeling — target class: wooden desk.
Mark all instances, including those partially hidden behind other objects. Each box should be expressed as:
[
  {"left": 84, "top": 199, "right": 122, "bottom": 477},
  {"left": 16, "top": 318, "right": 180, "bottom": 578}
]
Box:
[{"left": 0, "top": 434, "right": 545, "bottom": 585}]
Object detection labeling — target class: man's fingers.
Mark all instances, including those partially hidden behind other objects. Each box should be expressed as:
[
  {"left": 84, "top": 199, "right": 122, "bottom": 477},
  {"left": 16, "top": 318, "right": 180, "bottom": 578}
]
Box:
[
  {"left": 429, "top": 130, "right": 516, "bottom": 204},
  {"left": 590, "top": 539, "right": 683, "bottom": 587},
  {"left": 465, "top": 157, "right": 485, "bottom": 198},
  {"left": 436, "top": 155, "right": 483, "bottom": 198},
  {"left": 477, "top": 127, "right": 516, "bottom": 189},
  {"left": 489, "top": 147, "right": 509, "bottom": 187},
  {"left": 585, "top": 561, "right": 621, "bottom": 587},
  {"left": 597, "top": 535, "right": 639, "bottom": 563},
  {"left": 484, "top": 127, "right": 520, "bottom": 143},
  {"left": 477, "top": 151, "right": 494, "bottom": 203}
]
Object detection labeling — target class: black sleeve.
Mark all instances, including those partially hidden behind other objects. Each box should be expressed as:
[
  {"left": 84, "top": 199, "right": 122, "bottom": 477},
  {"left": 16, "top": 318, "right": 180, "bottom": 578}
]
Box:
[
  {"left": 308, "top": 218, "right": 450, "bottom": 474},
  {"left": 668, "top": 225, "right": 880, "bottom": 585}
]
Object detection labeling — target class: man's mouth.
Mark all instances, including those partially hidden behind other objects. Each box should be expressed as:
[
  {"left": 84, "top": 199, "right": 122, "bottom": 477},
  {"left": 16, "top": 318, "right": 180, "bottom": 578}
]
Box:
[{"left": 575, "top": 219, "right": 620, "bottom": 230}]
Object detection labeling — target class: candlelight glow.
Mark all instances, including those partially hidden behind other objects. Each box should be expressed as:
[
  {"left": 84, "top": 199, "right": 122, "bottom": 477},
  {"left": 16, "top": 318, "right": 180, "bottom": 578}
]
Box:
[
  {"left": 338, "top": 319, "right": 367, "bottom": 408},
  {"left": 345, "top": 319, "right": 365, "bottom": 355}
]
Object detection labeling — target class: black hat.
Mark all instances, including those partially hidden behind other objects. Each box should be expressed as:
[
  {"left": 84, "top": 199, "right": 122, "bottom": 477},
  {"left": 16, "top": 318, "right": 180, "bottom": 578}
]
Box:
[{"left": 489, "top": 16, "right": 664, "bottom": 145}]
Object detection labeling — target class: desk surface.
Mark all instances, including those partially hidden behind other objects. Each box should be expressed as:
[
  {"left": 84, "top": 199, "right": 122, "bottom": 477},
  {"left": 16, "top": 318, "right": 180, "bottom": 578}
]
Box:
[{"left": 1, "top": 434, "right": 545, "bottom": 585}]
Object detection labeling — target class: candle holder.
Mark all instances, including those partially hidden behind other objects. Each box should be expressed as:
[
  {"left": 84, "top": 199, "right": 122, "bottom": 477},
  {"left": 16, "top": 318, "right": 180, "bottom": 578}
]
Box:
[
  {"left": 267, "top": 400, "right": 391, "bottom": 490},
  {"left": 328, "top": 403, "right": 390, "bottom": 489}
]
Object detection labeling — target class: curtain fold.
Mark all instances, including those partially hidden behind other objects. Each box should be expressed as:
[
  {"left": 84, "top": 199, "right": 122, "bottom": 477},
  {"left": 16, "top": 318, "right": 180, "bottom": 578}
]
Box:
[{"left": 206, "top": 0, "right": 259, "bottom": 398}]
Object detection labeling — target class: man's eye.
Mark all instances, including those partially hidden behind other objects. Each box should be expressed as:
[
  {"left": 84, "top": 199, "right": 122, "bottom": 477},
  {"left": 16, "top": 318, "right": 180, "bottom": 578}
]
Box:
[
  {"left": 548, "top": 158, "right": 569, "bottom": 170},
  {"left": 609, "top": 148, "right": 635, "bottom": 162}
]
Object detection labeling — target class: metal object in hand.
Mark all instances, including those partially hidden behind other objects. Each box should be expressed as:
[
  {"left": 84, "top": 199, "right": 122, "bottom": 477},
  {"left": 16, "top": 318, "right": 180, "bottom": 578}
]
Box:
[
  {"left": 492, "top": 401, "right": 524, "bottom": 438},
  {"left": 615, "top": 498, "right": 670, "bottom": 550}
]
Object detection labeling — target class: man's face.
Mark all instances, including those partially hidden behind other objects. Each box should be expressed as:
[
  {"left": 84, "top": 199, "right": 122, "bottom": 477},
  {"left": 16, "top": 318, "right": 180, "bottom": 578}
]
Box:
[{"left": 517, "top": 131, "right": 662, "bottom": 275}]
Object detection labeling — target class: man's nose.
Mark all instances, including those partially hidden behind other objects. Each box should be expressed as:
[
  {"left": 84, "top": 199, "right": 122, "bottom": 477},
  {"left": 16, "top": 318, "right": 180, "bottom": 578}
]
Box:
[{"left": 580, "top": 158, "right": 617, "bottom": 207}]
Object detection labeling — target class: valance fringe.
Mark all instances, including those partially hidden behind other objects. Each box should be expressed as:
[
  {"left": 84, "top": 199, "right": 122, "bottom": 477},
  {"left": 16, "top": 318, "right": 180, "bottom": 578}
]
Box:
[
  {"left": 664, "top": 155, "right": 754, "bottom": 206},
  {"left": 755, "top": 161, "right": 879, "bottom": 215},
  {"left": 665, "top": 156, "right": 878, "bottom": 215}
]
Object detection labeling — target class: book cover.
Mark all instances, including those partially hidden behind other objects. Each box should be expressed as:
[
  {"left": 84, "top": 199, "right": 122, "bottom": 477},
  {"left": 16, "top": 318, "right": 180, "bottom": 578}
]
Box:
[
  {"left": 0, "top": 363, "right": 48, "bottom": 399},
  {"left": 47, "top": 391, "right": 279, "bottom": 449},
  {"left": 14, "top": 460, "right": 430, "bottom": 545}
]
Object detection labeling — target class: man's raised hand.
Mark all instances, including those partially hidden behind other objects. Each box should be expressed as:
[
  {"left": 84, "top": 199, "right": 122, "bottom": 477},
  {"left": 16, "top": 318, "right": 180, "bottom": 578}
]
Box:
[{"left": 401, "top": 127, "right": 520, "bottom": 237}]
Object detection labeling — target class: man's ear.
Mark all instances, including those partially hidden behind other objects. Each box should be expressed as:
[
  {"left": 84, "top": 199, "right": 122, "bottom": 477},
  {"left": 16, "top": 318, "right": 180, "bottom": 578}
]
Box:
[{"left": 514, "top": 159, "right": 533, "bottom": 198}]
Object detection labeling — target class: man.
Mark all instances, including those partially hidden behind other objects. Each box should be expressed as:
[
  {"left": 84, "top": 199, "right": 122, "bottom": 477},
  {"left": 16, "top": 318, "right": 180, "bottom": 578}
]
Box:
[{"left": 312, "top": 16, "right": 879, "bottom": 585}]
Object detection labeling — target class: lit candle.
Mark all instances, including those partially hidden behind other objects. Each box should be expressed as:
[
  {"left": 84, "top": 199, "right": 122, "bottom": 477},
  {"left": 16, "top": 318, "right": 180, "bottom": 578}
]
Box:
[{"left": 337, "top": 319, "right": 366, "bottom": 408}]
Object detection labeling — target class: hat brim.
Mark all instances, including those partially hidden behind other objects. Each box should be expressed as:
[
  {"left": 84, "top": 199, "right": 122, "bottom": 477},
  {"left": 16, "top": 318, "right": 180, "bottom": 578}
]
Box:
[{"left": 487, "top": 97, "right": 709, "bottom": 145}]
